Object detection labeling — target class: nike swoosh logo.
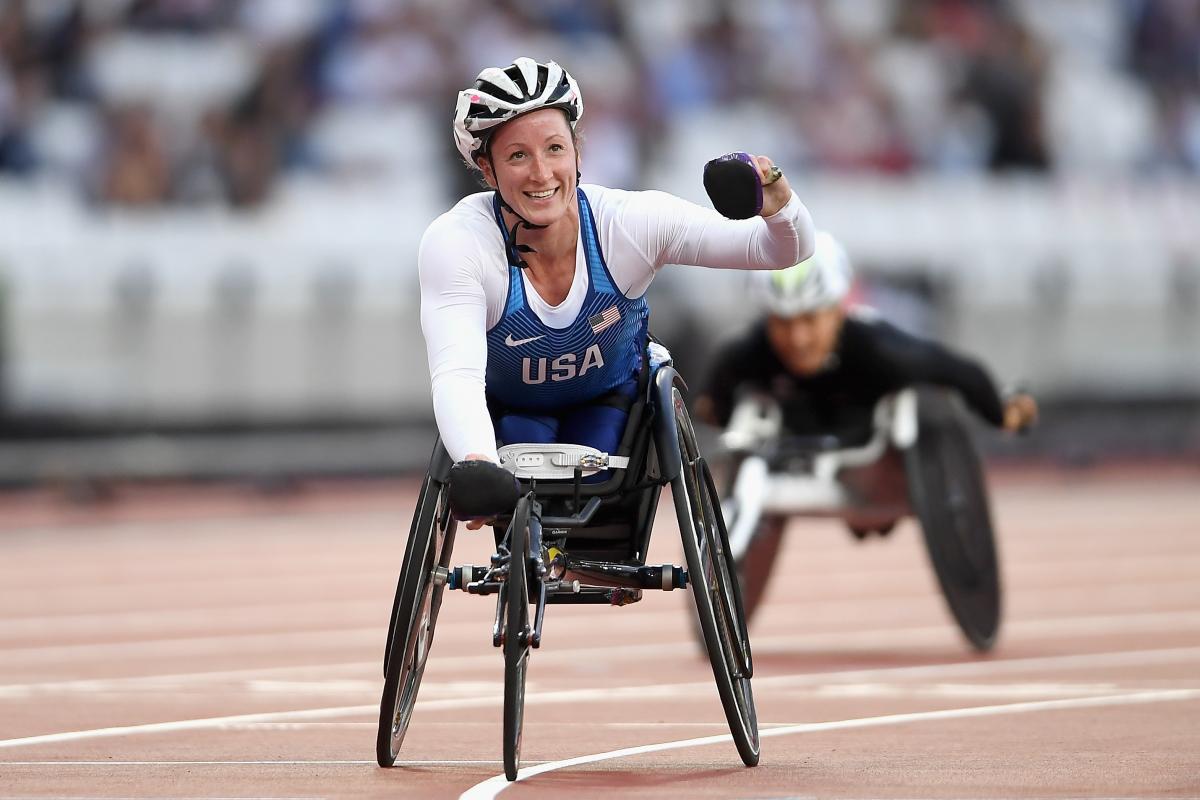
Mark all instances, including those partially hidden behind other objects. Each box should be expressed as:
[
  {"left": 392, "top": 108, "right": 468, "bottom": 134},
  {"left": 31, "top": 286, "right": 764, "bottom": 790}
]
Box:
[{"left": 504, "top": 333, "right": 545, "bottom": 347}]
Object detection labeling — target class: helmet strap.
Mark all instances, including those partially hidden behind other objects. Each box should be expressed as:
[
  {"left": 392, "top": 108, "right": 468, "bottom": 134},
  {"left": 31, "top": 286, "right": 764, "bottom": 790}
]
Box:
[
  {"left": 491, "top": 153, "right": 555, "bottom": 268},
  {"left": 489, "top": 162, "right": 581, "bottom": 270},
  {"left": 494, "top": 191, "right": 545, "bottom": 269}
]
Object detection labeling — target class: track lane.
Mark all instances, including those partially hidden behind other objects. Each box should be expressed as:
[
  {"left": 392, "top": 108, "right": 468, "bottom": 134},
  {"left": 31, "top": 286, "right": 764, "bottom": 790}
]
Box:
[{"left": 1, "top": 468, "right": 1198, "bottom": 797}]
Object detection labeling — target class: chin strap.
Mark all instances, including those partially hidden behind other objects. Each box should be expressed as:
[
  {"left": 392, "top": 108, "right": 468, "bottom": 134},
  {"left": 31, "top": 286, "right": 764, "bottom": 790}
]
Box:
[
  {"left": 495, "top": 191, "right": 545, "bottom": 270},
  {"left": 495, "top": 170, "right": 581, "bottom": 269}
]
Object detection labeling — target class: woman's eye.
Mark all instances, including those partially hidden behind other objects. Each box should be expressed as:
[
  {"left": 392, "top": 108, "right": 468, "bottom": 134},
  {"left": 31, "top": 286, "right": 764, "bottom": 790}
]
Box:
[
  {"left": 549, "top": 143, "right": 564, "bottom": 152},
  {"left": 508, "top": 151, "right": 525, "bottom": 161}
]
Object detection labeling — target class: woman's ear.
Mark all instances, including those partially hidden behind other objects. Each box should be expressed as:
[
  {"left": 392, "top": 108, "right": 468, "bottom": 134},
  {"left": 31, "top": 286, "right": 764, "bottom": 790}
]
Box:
[{"left": 477, "top": 155, "right": 497, "bottom": 189}]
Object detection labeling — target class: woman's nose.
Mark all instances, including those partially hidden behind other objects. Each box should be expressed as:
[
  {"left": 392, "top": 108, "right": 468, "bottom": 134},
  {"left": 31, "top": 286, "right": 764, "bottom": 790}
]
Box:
[
  {"left": 790, "top": 326, "right": 815, "bottom": 350},
  {"left": 529, "top": 154, "right": 552, "bottom": 181}
]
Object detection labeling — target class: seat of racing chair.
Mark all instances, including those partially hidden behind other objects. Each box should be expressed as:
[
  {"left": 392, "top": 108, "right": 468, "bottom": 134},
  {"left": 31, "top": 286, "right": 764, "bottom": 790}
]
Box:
[{"left": 488, "top": 348, "right": 672, "bottom": 561}]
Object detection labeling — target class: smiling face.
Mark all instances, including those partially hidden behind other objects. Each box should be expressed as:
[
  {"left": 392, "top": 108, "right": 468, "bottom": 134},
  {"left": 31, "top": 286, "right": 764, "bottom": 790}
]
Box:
[
  {"left": 477, "top": 107, "right": 579, "bottom": 227},
  {"left": 766, "top": 307, "right": 845, "bottom": 376}
]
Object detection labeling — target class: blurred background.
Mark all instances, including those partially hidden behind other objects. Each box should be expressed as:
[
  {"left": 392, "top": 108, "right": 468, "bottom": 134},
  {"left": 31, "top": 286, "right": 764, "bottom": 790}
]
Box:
[{"left": 0, "top": 0, "right": 1197, "bottom": 488}]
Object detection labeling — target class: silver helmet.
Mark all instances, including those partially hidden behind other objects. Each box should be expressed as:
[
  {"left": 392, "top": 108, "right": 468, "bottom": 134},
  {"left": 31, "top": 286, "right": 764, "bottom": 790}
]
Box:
[{"left": 752, "top": 231, "right": 853, "bottom": 316}]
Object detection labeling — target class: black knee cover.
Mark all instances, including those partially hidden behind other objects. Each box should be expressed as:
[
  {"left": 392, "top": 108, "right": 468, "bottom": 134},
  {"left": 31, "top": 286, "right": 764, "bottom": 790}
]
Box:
[{"left": 447, "top": 460, "right": 521, "bottom": 520}]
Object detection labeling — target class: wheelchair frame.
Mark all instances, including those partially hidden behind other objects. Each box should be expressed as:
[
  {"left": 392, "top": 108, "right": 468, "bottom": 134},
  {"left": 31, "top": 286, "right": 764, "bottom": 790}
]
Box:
[
  {"left": 376, "top": 362, "right": 759, "bottom": 780},
  {"left": 719, "top": 386, "right": 1002, "bottom": 652}
]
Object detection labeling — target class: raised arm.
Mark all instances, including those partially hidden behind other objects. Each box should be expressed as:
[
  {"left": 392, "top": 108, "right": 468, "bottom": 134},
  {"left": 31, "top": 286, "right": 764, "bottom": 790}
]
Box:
[{"left": 614, "top": 179, "right": 815, "bottom": 273}]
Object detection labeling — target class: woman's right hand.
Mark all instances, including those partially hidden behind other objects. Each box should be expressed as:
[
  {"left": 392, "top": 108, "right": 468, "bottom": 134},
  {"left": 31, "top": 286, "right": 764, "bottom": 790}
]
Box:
[
  {"left": 752, "top": 154, "right": 793, "bottom": 217},
  {"left": 462, "top": 454, "right": 495, "bottom": 530},
  {"left": 449, "top": 455, "right": 520, "bottom": 530}
]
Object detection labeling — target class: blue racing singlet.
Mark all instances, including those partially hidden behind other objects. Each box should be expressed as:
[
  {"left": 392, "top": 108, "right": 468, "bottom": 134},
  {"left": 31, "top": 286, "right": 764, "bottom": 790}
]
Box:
[{"left": 485, "top": 188, "right": 649, "bottom": 412}]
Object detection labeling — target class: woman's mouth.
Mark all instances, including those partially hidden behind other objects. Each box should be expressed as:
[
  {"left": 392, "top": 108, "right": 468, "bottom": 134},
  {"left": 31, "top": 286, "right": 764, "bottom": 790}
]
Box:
[{"left": 524, "top": 187, "right": 558, "bottom": 200}]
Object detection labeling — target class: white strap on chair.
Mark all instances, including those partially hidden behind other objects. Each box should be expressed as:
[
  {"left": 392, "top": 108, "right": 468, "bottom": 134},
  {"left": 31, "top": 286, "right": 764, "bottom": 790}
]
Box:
[{"left": 498, "top": 443, "right": 630, "bottom": 479}]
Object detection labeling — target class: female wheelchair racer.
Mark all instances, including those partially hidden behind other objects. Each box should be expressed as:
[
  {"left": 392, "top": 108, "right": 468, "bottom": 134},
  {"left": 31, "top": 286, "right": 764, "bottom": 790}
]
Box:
[
  {"left": 375, "top": 57, "right": 816, "bottom": 780},
  {"left": 695, "top": 232, "right": 1038, "bottom": 652}
]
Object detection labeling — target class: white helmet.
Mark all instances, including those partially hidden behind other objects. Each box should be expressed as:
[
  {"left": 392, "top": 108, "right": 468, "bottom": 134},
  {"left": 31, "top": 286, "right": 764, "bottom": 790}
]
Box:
[
  {"left": 753, "top": 231, "right": 853, "bottom": 316},
  {"left": 453, "top": 58, "right": 583, "bottom": 167}
]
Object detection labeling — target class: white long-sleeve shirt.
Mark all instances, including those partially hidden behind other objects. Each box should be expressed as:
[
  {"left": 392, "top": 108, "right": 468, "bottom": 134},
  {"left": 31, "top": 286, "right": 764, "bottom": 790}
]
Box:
[{"left": 419, "top": 183, "right": 815, "bottom": 462}]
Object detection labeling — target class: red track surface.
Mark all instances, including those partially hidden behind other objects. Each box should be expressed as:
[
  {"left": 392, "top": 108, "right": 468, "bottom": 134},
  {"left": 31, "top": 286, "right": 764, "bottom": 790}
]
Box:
[{"left": 2, "top": 465, "right": 1198, "bottom": 798}]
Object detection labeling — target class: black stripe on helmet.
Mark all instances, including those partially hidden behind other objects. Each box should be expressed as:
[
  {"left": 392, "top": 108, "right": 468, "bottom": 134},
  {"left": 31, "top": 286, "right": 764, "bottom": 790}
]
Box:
[
  {"left": 473, "top": 78, "right": 523, "bottom": 105},
  {"left": 543, "top": 81, "right": 574, "bottom": 113},
  {"left": 466, "top": 101, "right": 512, "bottom": 122}
]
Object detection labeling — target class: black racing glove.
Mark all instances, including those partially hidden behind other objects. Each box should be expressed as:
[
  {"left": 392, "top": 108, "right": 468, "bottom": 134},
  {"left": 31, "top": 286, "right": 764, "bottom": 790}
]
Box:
[
  {"left": 447, "top": 460, "right": 521, "bottom": 521},
  {"left": 703, "top": 152, "right": 763, "bottom": 219}
]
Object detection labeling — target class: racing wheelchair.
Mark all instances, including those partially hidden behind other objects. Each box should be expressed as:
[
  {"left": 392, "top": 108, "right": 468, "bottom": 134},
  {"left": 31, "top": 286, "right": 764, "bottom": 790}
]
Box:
[
  {"left": 375, "top": 351, "right": 758, "bottom": 781},
  {"left": 716, "top": 385, "right": 1002, "bottom": 652}
]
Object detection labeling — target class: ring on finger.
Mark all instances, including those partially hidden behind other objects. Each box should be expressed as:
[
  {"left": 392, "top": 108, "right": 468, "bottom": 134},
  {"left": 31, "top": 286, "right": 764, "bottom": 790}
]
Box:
[{"left": 764, "top": 165, "right": 783, "bottom": 185}]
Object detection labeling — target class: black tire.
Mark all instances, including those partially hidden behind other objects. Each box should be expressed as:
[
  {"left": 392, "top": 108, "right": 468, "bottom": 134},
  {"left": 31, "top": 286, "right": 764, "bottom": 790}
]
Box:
[
  {"left": 699, "top": 460, "right": 755, "bottom": 678},
  {"left": 671, "top": 387, "right": 760, "bottom": 767},
  {"left": 905, "top": 391, "right": 1002, "bottom": 652},
  {"left": 503, "top": 497, "right": 532, "bottom": 782},
  {"left": 383, "top": 475, "right": 433, "bottom": 677},
  {"left": 377, "top": 477, "right": 457, "bottom": 767},
  {"left": 734, "top": 515, "right": 786, "bottom": 628},
  {"left": 708, "top": 451, "right": 786, "bottom": 632}
]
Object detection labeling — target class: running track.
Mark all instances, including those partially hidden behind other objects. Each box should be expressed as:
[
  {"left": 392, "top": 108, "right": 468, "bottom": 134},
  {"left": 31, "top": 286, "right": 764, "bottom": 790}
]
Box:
[{"left": 1, "top": 465, "right": 1198, "bottom": 798}]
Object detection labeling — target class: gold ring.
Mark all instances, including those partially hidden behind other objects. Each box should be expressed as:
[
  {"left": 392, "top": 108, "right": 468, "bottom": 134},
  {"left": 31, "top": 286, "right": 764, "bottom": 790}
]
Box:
[{"left": 764, "top": 165, "right": 783, "bottom": 185}]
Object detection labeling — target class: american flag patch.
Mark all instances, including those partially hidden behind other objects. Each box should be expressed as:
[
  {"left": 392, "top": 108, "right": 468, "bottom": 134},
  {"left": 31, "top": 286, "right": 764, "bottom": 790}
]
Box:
[{"left": 588, "top": 305, "right": 621, "bottom": 335}]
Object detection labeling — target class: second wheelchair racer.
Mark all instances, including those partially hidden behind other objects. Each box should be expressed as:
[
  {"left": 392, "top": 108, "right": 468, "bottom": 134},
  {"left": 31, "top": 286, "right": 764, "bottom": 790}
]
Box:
[
  {"left": 419, "top": 58, "right": 817, "bottom": 522},
  {"left": 694, "top": 231, "right": 1038, "bottom": 443}
]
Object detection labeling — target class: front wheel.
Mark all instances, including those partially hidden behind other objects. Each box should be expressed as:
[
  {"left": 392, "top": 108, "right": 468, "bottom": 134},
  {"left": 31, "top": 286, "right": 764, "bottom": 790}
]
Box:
[
  {"left": 672, "top": 388, "right": 760, "bottom": 767},
  {"left": 502, "top": 497, "right": 532, "bottom": 782},
  {"left": 734, "top": 515, "right": 786, "bottom": 627},
  {"left": 718, "top": 452, "right": 784, "bottom": 628},
  {"left": 376, "top": 477, "right": 457, "bottom": 767},
  {"left": 906, "top": 390, "right": 1002, "bottom": 652}
]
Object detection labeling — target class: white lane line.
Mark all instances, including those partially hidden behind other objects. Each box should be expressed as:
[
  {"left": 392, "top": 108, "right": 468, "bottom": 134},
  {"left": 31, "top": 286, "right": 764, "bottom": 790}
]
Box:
[
  {"left": 7, "top": 551, "right": 1199, "bottom": 636},
  {"left": 460, "top": 689, "right": 1200, "bottom": 800},
  {"left": 0, "top": 629, "right": 377, "bottom": 664},
  {"left": 754, "top": 645, "right": 1200, "bottom": 690},
  {"left": 3, "top": 645, "right": 1199, "bottom": 750},
  {"left": 0, "top": 661, "right": 371, "bottom": 697},
  {"left": 799, "top": 681, "right": 1132, "bottom": 699},
  {"left": 396, "top": 645, "right": 1200, "bottom": 714},
  {"left": 750, "top": 607, "right": 1200, "bottom": 658},
  {"left": 0, "top": 601, "right": 383, "bottom": 638},
  {"left": 179, "top": 680, "right": 1200, "bottom": 733},
  {"left": 0, "top": 508, "right": 403, "bottom": 538},
  {"left": 0, "top": 760, "right": 540, "bottom": 766},
  {"left": 6, "top": 606, "right": 1200, "bottom": 694},
  {"left": 217, "top": 722, "right": 374, "bottom": 729},
  {"left": 0, "top": 705, "right": 373, "bottom": 749}
]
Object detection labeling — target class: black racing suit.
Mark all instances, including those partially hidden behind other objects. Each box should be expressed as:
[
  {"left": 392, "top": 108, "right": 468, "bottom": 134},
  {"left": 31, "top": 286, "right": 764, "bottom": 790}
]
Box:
[{"left": 701, "top": 311, "right": 1005, "bottom": 445}]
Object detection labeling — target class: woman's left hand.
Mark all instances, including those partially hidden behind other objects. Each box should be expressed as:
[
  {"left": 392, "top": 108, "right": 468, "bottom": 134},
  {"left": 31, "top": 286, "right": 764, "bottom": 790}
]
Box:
[
  {"left": 752, "top": 155, "right": 792, "bottom": 217},
  {"left": 1002, "top": 392, "right": 1039, "bottom": 433}
]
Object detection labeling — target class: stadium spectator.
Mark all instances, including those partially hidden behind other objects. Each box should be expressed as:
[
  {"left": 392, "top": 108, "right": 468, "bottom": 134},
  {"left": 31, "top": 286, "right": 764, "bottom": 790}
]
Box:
[{"left": 0, "top": 0, "right": 1196, "bottom": 207}]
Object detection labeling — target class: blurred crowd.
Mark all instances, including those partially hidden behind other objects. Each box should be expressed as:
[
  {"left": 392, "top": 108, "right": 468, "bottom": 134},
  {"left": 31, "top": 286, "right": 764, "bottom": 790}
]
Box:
[{"left": 0, "top": 0, "right": 1197, "bottom": 209}]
